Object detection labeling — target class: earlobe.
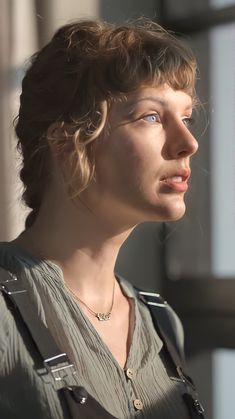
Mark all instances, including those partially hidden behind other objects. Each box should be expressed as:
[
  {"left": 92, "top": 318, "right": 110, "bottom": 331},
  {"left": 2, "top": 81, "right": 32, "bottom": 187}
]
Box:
[
  {"left": 47, "top": 122, "right": 75, "bottom": 157},
  {"left": 46, "top": 123, "right": 78, "bottom": 184}
]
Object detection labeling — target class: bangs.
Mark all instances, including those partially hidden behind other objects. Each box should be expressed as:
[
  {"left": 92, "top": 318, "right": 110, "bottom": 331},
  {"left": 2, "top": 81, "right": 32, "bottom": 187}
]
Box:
[{"left": 94, "top": 25, "right": 197, "bottom": 104}]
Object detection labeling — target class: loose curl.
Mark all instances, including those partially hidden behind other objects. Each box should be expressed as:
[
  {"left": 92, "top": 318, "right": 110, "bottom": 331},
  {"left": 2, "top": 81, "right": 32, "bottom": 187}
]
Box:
[{"left": 15, "top": 18, "right": 197, "bottom": 229}]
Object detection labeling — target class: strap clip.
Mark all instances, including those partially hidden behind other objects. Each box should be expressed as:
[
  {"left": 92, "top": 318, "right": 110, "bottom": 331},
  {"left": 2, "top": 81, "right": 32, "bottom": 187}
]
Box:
[
  {"left": 44, "top": 355, "right": 77, "bottom": 381},
  {"left": 0, "top": 273, "right": 27, "bottom": 295},
  {"left": 138, "top": 290, "right": 167, "bottom": 307}
]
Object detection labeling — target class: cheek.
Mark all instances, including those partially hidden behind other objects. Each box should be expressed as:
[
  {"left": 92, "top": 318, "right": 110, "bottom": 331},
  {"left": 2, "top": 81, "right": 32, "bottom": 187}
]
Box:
[
  {"left": 121, "top": 140, "right": 162, "bottom": 182},
  {"left": 113, "top": 131, "right": 157, "bottom": 171},
  {"left": 119, "top": 142, "right": 143, "bottom": 170},
  {"left": 98, "top": 126, "right": 163, "bottom": 189}
]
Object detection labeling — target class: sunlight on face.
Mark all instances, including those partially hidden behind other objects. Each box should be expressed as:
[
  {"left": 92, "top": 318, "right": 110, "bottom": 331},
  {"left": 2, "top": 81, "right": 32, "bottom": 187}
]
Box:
[{"left": 92, "top": 84, "right": 199, "bottom": 225}]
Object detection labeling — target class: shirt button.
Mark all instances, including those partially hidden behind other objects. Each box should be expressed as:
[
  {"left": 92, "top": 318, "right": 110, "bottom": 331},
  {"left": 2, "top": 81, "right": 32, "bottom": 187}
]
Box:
[
  {"left": 126, "top": 368, "right": 135, "bottom": 380},
  {"left": 133, "top": 399, "right": 143, "bottom": 410}
]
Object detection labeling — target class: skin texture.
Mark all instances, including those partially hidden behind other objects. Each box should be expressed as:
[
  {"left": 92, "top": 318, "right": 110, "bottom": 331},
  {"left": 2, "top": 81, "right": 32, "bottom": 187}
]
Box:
[
  {"left": 14, "top": 84, "right": 198, "bottom": 368},
  {"left": 92, "top": 84, "right": 198, "bottom": 226}
]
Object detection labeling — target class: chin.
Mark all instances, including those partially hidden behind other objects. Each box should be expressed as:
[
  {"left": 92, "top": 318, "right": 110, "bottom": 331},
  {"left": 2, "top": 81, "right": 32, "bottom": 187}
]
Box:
[
  {"left": 165, "top": 210, "right": 186, "bottom": 222},
  {"left": 163, "top": 203, "right": 186, "bottom": 221},
  {"left": 146, "top": 201, "right": 186, "bottom": 222}
]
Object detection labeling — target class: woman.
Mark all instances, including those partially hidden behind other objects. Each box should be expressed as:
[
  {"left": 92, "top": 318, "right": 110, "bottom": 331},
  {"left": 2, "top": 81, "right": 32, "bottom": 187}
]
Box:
[{"left": 0, "top": 18, "right": 204, "bottom": 419}]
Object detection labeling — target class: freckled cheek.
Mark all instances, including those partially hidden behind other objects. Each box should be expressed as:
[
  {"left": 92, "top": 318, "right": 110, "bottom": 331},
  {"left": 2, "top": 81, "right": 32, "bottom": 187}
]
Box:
[
  {"left": 117, "top": 137, "right": 154, "bottom": 172},
  {"left": 123, "top": 146, "right": 142, "bottom": 170}
]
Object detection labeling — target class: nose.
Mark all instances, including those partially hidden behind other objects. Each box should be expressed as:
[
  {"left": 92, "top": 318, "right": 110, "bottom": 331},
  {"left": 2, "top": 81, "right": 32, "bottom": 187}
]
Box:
[{"left": 164, "top": 121, "right": 199, "bottom": 160}]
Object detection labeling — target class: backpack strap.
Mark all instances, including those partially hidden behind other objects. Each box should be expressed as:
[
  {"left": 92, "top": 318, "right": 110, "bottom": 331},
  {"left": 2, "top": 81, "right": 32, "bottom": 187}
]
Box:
[
  {"left": 136, "top": 289, "right": 185, "bottom": 366},
  {"left": 135, "top": 287, "right": 206, "bottom": 419},
  {"left": 0, "top": 267, "right": 117, "bottom": 419},
  {"left": 0, "top": 267, "right": 76, "bottom": 382},
  {"left": 0, "top": 267, "right": 205, "bottom": 419}
]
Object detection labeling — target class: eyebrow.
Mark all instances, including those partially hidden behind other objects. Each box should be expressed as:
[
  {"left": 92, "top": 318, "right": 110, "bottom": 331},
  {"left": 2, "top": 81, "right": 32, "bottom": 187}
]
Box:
[
  {"left": 125, "top": 96, "right": 167, "bottom": 109},
  {"left": 124, "top": 95, "right": 193, "bottom": 111}
]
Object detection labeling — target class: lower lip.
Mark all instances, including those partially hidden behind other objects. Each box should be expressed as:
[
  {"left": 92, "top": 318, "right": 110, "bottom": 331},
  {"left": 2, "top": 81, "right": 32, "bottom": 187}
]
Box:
[{"left": 161, "top": 179, "right": 189, "bottom": 192}]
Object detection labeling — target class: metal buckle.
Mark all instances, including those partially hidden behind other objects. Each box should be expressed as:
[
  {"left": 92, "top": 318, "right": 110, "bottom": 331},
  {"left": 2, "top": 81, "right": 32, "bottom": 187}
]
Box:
[
  {"left": 44, "top": 354, "right": 77, "bottom": 381},
  {"left": 138, "top": 291, "right": 167, "bottom": 307},
  {"left": 176, "top": 366, "right": 196, "bottom": 388},
  {"left": 175, "top": 367, "right": 205, "bottom": 415},
  {"left": 0, "top": 274, "right": 27, "bottom": 295},
  {"left": 170, "top": 366, "right": 196, "bottom": 387},
  {"left": 193, "top": 399, "right": 205, "bottom": 415},
  {"left": 0, "top": 270, "right": 77, "bottom": 383}
]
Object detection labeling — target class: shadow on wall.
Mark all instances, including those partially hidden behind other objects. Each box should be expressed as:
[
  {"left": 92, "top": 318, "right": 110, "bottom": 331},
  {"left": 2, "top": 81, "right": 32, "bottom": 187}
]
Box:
[
  {"left": 99, "top": 0, "right": 159, "bottom": 23},
  {"left": 164, "top": 278, "right": 235, "bottom": 355},
  {"left": 115, "top": 223, "right": 165, "bottom": 292}
]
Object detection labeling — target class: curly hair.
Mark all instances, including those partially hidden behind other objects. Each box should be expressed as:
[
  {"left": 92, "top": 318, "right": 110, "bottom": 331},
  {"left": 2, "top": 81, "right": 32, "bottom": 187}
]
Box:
[{"left": 15, "top": 18, "right": 197, "bottom": 229}]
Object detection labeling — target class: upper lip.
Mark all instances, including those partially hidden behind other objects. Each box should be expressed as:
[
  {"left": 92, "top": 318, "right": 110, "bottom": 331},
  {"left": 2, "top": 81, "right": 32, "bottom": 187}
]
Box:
[{"left": 160, "top": 168, "right": 191, "bottom": 182}]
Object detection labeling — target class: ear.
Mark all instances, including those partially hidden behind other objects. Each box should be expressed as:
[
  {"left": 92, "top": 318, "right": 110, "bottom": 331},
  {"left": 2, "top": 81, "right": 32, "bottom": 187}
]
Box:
[{"left": 47, "top": 122, "right": 75, "bottom": 158}]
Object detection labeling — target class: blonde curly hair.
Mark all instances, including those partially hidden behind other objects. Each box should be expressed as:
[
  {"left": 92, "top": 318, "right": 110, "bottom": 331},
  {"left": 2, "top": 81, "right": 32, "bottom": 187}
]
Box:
[{"left": 15, "top": 18, "right": 197, "bottom": 228}]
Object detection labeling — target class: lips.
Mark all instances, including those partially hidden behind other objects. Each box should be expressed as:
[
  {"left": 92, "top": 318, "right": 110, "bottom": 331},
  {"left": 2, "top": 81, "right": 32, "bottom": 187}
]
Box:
[{"left": 160, "top": 169, "right": 191, "bottom": 192}]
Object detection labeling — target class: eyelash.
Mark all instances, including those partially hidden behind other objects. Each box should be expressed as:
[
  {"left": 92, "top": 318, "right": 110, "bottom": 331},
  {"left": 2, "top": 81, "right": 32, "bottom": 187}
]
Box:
[
  {"left": 182, "top": 117, "right": 195, "bottom": 128},
  {"left": 140, "top": 114, "right": 195, "bottom": 127}
]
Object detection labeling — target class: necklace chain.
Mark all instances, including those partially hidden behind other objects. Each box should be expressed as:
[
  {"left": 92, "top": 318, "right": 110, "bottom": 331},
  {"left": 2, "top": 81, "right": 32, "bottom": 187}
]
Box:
[{"left": 65, "top": 280, "right": 116, "bottom": 321}]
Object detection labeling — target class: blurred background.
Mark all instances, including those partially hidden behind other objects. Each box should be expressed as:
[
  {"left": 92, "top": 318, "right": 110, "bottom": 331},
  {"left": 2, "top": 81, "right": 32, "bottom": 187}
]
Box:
[{"left": 1, "top": 0, "right": 235, "bottom": 418}]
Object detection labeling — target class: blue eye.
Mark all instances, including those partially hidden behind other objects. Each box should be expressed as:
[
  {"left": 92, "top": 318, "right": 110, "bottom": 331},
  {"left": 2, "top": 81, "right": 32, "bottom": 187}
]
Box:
[
  {"left": 142, "top": 114, "right": 159, "bottom": 123},
  {"left": 183, "top": 117, "right": 194, "bottom": 128}
]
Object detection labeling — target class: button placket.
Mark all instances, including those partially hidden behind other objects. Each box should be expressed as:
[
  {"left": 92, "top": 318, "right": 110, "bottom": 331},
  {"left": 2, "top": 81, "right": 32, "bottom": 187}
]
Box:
[{"left": 125, "top": 368, "right": 144, "bottom": 413}]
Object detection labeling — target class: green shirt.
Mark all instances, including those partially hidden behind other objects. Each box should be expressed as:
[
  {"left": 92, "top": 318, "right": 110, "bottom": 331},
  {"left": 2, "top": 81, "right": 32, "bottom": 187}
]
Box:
[{"left": 0, "top": 242, "right": 189, "bottom": 419}]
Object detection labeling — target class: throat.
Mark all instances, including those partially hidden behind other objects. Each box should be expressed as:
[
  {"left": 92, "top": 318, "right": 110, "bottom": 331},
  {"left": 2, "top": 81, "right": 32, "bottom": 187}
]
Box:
[{"left": 75, "top": 282, "right": 135, "bottom": 369}]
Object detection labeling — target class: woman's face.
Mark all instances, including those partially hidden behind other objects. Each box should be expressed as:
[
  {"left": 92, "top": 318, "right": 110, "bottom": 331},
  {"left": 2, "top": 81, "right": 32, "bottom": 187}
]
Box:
[{"left": 91, "top": 84, "right": 198, "bottom": 224}]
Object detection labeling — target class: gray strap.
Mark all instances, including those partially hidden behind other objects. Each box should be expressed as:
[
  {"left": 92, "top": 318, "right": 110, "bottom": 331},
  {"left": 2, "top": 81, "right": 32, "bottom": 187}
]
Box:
[
  {"left": 136, "top": 290, "right": 184, "bottom": 367},
  {"left": 0, "top": 267, "right": 75, "bottom": 381},
  {"left": 136, "top": 289, "right": 205, "bottom": 418}
]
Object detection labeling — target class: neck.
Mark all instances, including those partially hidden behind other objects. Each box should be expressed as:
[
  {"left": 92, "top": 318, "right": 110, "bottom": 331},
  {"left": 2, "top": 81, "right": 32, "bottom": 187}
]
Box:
[{"left": 14, "top": 191, "right": 135, "bottom": 304}]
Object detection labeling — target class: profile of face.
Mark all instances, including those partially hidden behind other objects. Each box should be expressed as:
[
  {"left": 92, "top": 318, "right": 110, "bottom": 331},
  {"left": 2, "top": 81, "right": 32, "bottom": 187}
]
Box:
[{"left": 90, "top": 83, "right": 198, "bottom": 225}]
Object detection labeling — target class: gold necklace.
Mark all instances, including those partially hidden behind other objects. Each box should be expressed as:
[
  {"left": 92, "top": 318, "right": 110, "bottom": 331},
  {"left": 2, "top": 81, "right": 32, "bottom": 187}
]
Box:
[{"left": 65, "top": 280, "right": 116, "bottom": 321}]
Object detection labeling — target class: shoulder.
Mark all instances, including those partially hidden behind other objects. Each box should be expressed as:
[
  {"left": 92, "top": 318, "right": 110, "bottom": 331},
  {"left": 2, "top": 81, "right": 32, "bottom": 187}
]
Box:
[
  {"left": 0, "top": 245, "right": 48, "bottom": 362},
  {"left": 117, "top": 275, "right": 185, "bottom": 362},
  {"left": 0, "top": 244, "right": 20, "bottom": 357},
  {"left": 0, "top": 277, "right": 18, "bottom": 363}
]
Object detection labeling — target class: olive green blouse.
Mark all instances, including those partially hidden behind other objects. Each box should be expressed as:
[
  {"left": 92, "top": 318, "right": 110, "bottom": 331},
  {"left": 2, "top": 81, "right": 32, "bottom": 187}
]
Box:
[{"left": 0, "top": 242, "right": 189, "bottom": 419}]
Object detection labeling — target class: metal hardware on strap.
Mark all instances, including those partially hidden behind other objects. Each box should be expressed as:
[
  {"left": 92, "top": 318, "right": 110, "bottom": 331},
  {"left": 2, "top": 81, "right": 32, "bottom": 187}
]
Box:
[
  {"left": 138, "top": 290, "right": 167, "bottom": 307},
  {"left": 176, "top": 366, "right": 196, "bottom": 389},
  {"left": 136, "top": 287, "right": 183, "bottom": 365},
  {"left": 183, "top": 394, "right": 205, "bottom": 418},
  {"left": 44, "top": 356, "right": 77, "bottom": 382},
  {"left": 0, "top": 267, "right": 77, "bottom": 383},
  {"left": 0, "top": 272, "right": 27, "bottom": 295},
  {"left": 136, "top": 287, "right": 206, "bottom": 418},
  {"left": 176, "top": 366, "right": 205, "bottom": 416}
]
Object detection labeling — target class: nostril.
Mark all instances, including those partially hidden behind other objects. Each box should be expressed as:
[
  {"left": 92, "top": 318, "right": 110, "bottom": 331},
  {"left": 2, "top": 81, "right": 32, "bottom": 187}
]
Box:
[{"left": 177, "top": 150, "right": 191, "bottom": 158}]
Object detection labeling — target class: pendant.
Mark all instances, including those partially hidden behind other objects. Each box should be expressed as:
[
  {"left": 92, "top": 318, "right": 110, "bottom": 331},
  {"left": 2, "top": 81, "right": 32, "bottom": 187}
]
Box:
[{"left": 96, "top": 312, "right": 111, "bottom": 321}]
